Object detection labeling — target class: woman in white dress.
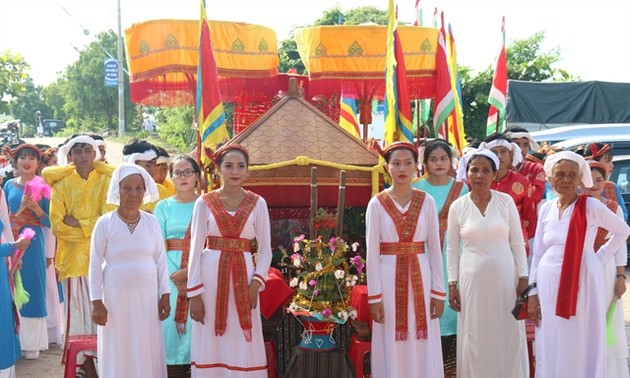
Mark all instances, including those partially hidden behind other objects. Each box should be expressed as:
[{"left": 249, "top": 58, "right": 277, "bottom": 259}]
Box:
[
  {"left": 187, "top": 144, "right": 272, "bottom": 378},
  {"left": 586, "top": 160, "right": 629, "bottom": 377},
  {"left": 89, "top": 164, "right": 171, "bottom": 378},
  {"left": 446, "top": 149, "right": 529, "bottom": 377},
  {"left": 528, "top": 151, "right": 630, "bottom": 377},
  {"left": 367, "top": 141, "right": 446, "bottom": 378}
]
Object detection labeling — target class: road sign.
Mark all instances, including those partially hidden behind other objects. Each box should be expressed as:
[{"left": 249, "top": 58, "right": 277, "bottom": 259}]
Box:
[{"left": 104, "top": 58, "right": 118, "bottom": 87}]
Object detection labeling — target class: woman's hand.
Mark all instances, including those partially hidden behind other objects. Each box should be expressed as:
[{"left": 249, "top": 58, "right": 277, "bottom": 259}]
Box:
[
  {"left": 190, "top": 295, "right": 205, "bottom": 324},
  {"left": 170, "top": 268, "right": 188, "bottom": 296},
  {"left": 615, "top": 275, "right": 626, "bottom": 299},
  {"left": 449, "top": 286, "right": 461, "bottom": 312},
  {"left": 516, "top": 277, "right": 529, "bottom": 298},
  {"left": 22, "top": 195, "right": 45, "bottom": 219},
  {"left": 430, "top": 298, "right": 444, "bottom": 319},
  {"left": 158, "top": 294, "right": 170, "bottom": 321},
  {"left": 369, "top": 302, "right": 384, "bottom": 324},
  {"left": 14, "top": 236, "right": 31, "bottom": 251},
  {"left": 63, "top": 215, "right": 80, "bottom": 227},
  {"left": 92, "top": 300, "right": 108, "bottom": 326},
  {"left": 248, "top": 280, "right": 261, "bottom": 309},
  {"left": 528, "top": 294, "right": 541, "bottom": 326}
]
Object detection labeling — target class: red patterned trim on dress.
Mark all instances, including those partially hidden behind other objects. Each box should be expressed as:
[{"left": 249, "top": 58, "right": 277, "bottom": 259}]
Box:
[
  {"left": 253, "top": 273, "right": 266, "bottom": 284},
  {"left": 438, "top": 181, "right": 464, "bottom": 251},
  {"left": 203, "top": 190, "right": 259, "bottom": 341},
  {"left": 187, "top": 283, "right": 204, "bottom": 292},
  {"left": 376, "top": 189, "right": 428, "bottom": 341},
  {"left": 192, "top": 362, "right": 268, "bottom": 371},
  {"left": 431, "top": 290, "right": 446, "bottom": 297},
  {"left": 380, "top": 242, "right": 425, "bottom": 255},
  {"left": 367, "top": 293, "right": 382, "bottom": 301},
  {"left": 594, "top": 200, "right": 619, "bottom": 251}
]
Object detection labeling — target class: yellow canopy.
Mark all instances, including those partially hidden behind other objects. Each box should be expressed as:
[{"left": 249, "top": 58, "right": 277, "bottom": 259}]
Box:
[
  {"left": 124, "top": 19, "right": 279, "bottom": 106},
  {"left": 294, "top": 25, "right": 438, "bottom": 99}
]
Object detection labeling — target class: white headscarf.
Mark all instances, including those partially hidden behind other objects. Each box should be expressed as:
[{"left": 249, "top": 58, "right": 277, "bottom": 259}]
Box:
[
  {"left": 455, "top": 149, "right": 500, "bottom": 182},
  {"left": 57, "top": 135, "right": 103, "bottom": 166},
  {"left": 123, "top": 149, "right": 158, "bottom": 165},
  {"left": 106, "top": 163, "right": 160, "bottom": 205},
  {"left": 543, "top": 150, "right": 593, "bottom": 189},
  {"left": 505, "top": 131, "right": 541, "bottom": 152},
  {"left": 479, "top": 139, "right": 524, "bottom": 167}
]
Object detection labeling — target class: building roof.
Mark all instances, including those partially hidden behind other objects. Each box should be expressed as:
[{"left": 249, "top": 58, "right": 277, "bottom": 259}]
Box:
[{"left": 227, "top": 78, "right": 378, "bottom": 166}]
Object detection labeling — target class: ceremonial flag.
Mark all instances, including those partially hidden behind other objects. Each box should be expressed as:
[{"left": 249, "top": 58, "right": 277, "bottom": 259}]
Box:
[
  {"left": 413, "top": 0, "right": 431, "bottom": 136},
  {"left": 432, "top": 12, "right": 455, "bottom": 139},
  {"left": 196, "top": 0, "right": 229, "bottom": 165},
  {"left": 486, "top": 17, "right": 507, "bottom": 135},
  {"left": 339, "top": 95, "right": 361, "bottom": 138},
  {"left": 413, "top": 0, "right": 422, "bottom": 26},
  {"left": 446, "top": 23, "right": 467, "bottom": 153},
  {"left": 384, "top": 0, "right": 414, "bottom": 146}
]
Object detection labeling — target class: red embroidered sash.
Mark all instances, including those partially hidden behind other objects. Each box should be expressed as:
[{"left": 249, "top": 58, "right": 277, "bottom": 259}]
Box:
[
  {"left": 438, "top": 181, "right": 463, "bottom": 251},
  {"left": 376, "top": 189, "right": 427, "bottom": 341},
  {"left": 603, "top": 181, "right": 618, "bottom": 205},
  {"left": 594, "top": 200, "right": 618, "bottom": 252},
  {"left": 166, "top": 223, "right": 192, "bottom": 335},
  {"left": 557, "top": 194, "right": 588, "bottom": 319},
  {"left": 203, "top": 190, "right": 259, "bottom": 341},
  {"left": 9, "top": 211, "right": 42, "bottom": 240}
]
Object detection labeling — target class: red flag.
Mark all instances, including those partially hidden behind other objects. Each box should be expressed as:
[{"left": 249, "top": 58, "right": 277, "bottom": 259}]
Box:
[
  {"left": 432, "top": 12, "right": 455, "bottom": 139},
  {"left": 486, "top": 17, "right": 507, "bottom": 135}
]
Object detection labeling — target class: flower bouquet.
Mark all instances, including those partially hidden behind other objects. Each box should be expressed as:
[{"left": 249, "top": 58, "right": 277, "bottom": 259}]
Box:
[{"left": 286, "top": 234, "right": 365, "bottom": 350}]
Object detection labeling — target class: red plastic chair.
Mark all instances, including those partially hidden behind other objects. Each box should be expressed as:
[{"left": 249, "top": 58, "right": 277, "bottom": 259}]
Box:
[
  {"left": 62, "top": 334, "right": 97, "bottom": 378},
  {"left": 265, "top": 340, "right": 278, "bottom": 378},
  {"left": 348, "top": 334, "right": 371, "bottom": 378}
]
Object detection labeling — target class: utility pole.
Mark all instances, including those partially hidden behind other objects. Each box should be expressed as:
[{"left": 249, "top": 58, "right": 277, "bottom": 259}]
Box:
[{"left": 117, "top": 0, "right": 125, "bottom": 137}]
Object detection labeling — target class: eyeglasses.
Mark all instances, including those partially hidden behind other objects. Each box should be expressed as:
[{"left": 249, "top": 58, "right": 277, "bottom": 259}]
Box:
[{"left": 172, "top": 169, "right": 195, "bottom": 178}]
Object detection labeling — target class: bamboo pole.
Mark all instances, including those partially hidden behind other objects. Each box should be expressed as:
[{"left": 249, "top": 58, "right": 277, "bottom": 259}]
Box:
[
  {"left": 309, "top": 167, "right": 317, "bottom": 241},
  {"left": 336, "top": 170, "right": 346, "bottom": 237}
]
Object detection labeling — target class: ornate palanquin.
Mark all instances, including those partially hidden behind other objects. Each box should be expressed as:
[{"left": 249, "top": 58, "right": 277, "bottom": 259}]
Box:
[{"left": 226, "top": 78, "right": 383, "bottom": 209}]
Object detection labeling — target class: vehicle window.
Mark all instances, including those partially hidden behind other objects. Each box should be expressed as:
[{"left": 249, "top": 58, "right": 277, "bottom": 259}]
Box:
[{"left": 612, "top": 162, "right": 630, "bottom": 194}]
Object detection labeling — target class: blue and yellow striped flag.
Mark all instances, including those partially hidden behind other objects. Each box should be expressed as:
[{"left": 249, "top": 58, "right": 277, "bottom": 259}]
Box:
[
  {"left": 339, "top": 95, "right": 361, "bottom": 138},
  {"left": 383, "top": 0, "right": 414, "bottom": 146},
  {"left": 197, "top": 0, "right": 230, "bottom": 166}
]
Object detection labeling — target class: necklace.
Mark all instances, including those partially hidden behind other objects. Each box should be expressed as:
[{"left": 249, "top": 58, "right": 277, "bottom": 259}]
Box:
[
  {"left": 117, "top": 210, "right": 141, "bottom": 234},
  {"left": 220, "top": 188, "right": 245, "bottom": 211}
]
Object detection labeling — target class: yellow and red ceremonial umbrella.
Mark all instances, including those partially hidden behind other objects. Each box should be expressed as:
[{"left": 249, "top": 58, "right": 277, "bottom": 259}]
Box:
[
  {"left": 295, "top": 24, "right": 439, "bottom": 126},
  {"left": 124, "top": 19, "right": 280, "bottom": 107}
]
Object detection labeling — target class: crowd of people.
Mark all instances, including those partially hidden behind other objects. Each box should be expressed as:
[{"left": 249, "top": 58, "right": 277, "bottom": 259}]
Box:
[{"left": 0, "top": 127, "right": 628, "bottom": 378}]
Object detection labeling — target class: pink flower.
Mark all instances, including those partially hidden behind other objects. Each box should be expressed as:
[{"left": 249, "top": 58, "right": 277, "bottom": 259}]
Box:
[
  {"left": 329, "top": 237, "right": 337, "bottom": 252},
  {"left": 322, "top": 308, "right": 332, "bottom": 317},
  {"left": 309, "top": 279, "right": 317, "bottom": 287},
  {"left": 291, "top": 253, "right": 301, "bottom": 261},
  {"left": 350, "top": 255, "right": 365, "bottom": 273},
  {"left": 313, "top": 289, "right": 319, "bottom": 296},
  {"left": 294, "top": 234, "right": 306, "bottom": 243}
]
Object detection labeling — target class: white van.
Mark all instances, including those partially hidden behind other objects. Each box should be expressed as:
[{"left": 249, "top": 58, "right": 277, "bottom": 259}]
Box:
[
  {"left": 530, "top": 123, "right": 630, "bottom": 144},
  {"left": 551, "top": 134, "right": 630, "bottom": 156}
]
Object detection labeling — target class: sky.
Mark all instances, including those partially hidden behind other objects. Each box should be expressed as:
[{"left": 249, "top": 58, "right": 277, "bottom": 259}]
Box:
[{"left": 1, "top": 0, "right": 629, "bottom": 87}]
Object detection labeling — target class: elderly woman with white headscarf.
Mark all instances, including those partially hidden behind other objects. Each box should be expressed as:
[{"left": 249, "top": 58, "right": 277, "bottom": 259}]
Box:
[
  {"left": 447, "top": 149, "right": 530, "bottom": 377},
  {"left": 528, "top": 151, "right": 630, "bottom": 378},
  {"left": 89, "top": 163, "right": 171, "bottom": 378}
]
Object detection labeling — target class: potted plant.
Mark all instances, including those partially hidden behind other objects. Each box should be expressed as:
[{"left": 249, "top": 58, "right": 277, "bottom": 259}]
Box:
[{"left": 287, "top": 233, "right": 365, "bottom": 351}]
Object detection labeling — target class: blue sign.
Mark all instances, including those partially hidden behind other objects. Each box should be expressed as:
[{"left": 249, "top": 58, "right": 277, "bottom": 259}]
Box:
[{"left": 104, "top": 58, "right": 118, "bottom": 87}]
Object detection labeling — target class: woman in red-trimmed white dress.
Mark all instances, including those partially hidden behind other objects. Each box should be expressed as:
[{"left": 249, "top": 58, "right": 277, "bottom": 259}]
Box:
[
  {"left": 366, "top": 142, "right": 446, "bottom": 378},
  {"left": 187, "top": 145, "right": 272, "bottom": 378}
]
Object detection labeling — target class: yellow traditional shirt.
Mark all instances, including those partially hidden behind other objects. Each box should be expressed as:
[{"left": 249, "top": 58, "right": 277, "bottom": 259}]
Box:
[
  {"left": 141, "top": 183, "right": 172, "bottom": 213},
  {"left": 43, "top": 162, "right": 114, "bottom": 279},
  {"left": 161, "top": 178, "right": 176, "bottom": 196}
]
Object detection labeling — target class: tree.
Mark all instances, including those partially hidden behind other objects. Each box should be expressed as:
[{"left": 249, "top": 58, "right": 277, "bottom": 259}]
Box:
[
  {"left": 8, "top": 79, "right": 51, "bottom": 137},
  {"left": 460, "top": 32, "right": 574, "bottom": 139},
  {"left": 0, "top": 51, "right": 31, "bottom": 114}
]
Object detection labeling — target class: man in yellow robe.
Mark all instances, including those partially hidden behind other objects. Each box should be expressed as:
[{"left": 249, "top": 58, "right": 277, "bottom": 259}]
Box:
[{"left": 42, "top": 135, "right": 114, "bottom": 378}]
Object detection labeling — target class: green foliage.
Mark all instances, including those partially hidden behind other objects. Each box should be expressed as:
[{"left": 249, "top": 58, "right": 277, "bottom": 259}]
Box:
[
  {"left": 460, "top": 32, "right": 576, "bottom": 139},
  {"left": 8, "top": 80, "right": 51, "bottom": 137},
  {"left": 156, "top": 106, "right": 196, "bottom": 154},
  {"left": 0, "top": 51, "right": 31, "bottom": 114}
]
